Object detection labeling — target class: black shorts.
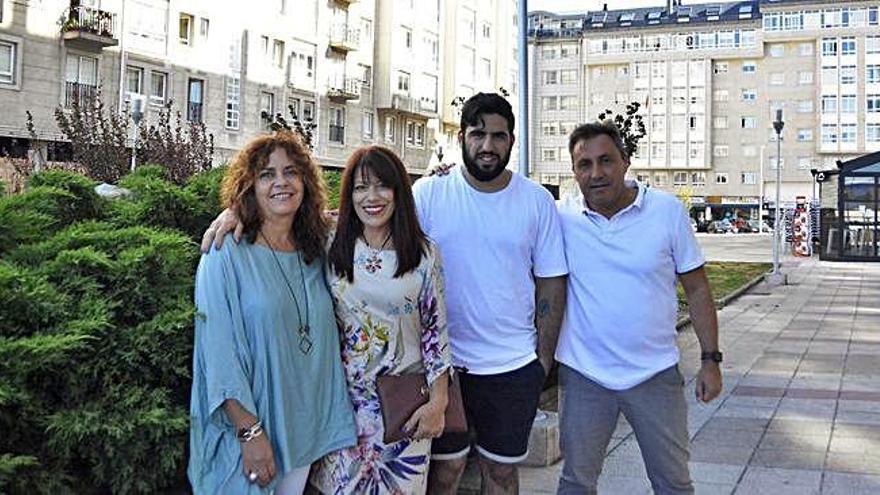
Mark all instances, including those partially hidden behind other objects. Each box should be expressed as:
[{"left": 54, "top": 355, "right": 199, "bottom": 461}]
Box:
[{"left": 431, "top": 359, "right": 545, "bottom": 464}]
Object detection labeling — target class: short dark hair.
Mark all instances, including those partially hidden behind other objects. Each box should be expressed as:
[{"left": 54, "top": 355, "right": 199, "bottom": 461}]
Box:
[
  {"left": 328, "top": 146, "right": 428, "bottom": 282},
  {"left": 459, "top": 92, "right": 515, "bottom": 135},
  {"left": 567, "top": 120, "right": 629, "bottom": 162}
]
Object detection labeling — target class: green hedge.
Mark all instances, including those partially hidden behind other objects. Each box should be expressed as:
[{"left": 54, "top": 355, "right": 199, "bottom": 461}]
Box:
[{"left": 0, "top": 168, "right": 218, "bottom": 494}]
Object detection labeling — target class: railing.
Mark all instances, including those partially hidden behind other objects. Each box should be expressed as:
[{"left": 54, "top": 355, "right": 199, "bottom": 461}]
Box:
[
  {"left": 327, "top": 77, "right": 361, "bottom": 99},
  {"left": 528, "top": 28, "right": 582, "bottom": 39},
  {"left": 63, "top": 4, "right": 116, "bottom": 38},
  {"left": 64, "top": 81, "right": 98, "bottom": 107},
  {"left": 329, "top": 25, "right": 360, "bottom": 49},
  {"left": 187, "top": 102, "right": 203, "bottom": 123}
]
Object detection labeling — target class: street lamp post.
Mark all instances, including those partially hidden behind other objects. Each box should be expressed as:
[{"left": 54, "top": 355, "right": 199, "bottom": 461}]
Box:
[
  {"left": 770, "top": 109, "right": 786, "bottom": 283},
  {"left": 130, "top": 96, "right": 144, "bottom": 172}
]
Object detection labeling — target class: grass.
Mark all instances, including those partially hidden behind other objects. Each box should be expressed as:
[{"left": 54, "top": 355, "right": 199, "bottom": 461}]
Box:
[{"left": 678, "top": 262, "right": 772, "bottom": 311}]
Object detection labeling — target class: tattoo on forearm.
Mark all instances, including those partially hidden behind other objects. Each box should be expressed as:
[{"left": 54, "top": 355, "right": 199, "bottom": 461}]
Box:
[{"left": 537, "top": 298, "right": 550, "bottom": 319}]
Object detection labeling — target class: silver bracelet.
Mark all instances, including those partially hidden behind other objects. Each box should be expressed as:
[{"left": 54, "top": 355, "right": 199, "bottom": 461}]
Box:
[{"left": 237, "top": 421, "right": 264, "bottom": 443}]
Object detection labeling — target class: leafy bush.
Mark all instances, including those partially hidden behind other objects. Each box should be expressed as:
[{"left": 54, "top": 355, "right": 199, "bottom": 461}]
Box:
[
  {"left": 0, "top": 166, "right": 214, "bottom": 494},
  {"left": 323, "top": 169, "right": 342, "bottom": 210}
]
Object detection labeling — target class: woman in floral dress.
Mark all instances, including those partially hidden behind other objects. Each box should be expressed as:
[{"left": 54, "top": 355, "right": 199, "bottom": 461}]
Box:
[{"left": 310, "top": 146, "right": 451, "bottom": 494}]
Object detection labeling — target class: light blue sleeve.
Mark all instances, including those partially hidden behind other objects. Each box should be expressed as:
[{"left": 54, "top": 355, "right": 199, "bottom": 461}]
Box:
[{"left": 193, "top": 247, "right": 257, "bottom": 430}]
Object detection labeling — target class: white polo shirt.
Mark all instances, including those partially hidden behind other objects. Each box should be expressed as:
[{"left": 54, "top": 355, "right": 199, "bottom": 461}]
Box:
[
  {"left": 555, "top": 182, "right": 705, "bottom": 390},
  {"left": 414, "top": 168, "right": 569, "bottom": 375}
]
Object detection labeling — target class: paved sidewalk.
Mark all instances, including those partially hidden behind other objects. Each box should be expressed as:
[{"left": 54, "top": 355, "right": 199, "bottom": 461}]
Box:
[{"left": 518, "top": 257, "right": 880, "bottom": 494}]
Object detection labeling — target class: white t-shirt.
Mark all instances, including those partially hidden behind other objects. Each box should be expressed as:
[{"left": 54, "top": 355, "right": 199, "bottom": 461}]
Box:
[
  {"left": 555, "top": 182, "right": 705, "bottom": 390},
  {"left": 413, "top": 168, "right": 568, "bottom": 374}
]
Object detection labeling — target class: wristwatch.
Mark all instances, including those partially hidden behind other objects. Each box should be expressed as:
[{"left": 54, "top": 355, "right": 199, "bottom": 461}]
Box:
[{"left": 700, "top": 351, "right": 723, "bottom": 363}]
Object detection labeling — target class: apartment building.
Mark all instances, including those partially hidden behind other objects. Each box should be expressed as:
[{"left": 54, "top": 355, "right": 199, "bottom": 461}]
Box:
[
  {"left": 528, "top": 1, "right": 880, "bottom": 218},
  {"left": 0, "top": 0, "right": 519, "bottom": 175}
]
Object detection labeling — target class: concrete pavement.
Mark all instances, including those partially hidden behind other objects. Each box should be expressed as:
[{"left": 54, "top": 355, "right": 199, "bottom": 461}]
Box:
[{"left": 516, "top": 256, "right": 880, "bottom": 494}]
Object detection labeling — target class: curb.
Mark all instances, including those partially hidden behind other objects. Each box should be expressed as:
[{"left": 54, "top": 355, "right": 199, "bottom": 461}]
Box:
[{"left": 675, "top": 272, "right": 767, "bottom": 331}]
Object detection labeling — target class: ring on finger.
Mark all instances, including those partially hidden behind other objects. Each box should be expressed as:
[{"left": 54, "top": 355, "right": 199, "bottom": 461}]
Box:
[{"left": 248, "top": 471, "right": 258, "bottom": 483}]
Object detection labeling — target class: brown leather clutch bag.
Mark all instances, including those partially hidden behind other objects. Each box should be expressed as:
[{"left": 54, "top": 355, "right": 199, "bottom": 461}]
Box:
[{"left": 376, "top": 371, "right": 467, "bottom": 444}]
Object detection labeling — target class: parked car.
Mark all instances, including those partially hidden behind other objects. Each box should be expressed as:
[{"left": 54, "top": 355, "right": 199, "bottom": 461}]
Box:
[{"left": 707, "top": 219, "right": 734, "bottom": 234}]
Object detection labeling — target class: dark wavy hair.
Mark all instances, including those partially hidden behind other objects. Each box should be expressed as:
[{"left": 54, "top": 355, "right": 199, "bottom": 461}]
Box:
[
  {"left": 328, "top": 146, "right": 427, "bottom": 281},
  {"left": 459, "top": 92, "right": 515, "bottom": 135},
  {"left": 220, "top": 131, "right": 329, "bottom": 264}
]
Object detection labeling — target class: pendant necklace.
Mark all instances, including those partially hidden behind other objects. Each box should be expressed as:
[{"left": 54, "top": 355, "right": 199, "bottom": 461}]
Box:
[
  {"left": 261, "top": 231, "right": 313, "bottom": 355},
  {"left": 363, "top": 231, "right": 392, "bottom": 274}
]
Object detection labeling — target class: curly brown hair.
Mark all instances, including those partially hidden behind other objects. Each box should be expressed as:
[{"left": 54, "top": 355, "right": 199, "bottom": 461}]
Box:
[{"left": 220, "top": 131, "right": 329, "bottom": 264}]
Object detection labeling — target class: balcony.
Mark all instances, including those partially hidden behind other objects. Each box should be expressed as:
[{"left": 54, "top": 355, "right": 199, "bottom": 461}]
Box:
[
  {"left": 382, "top": 94, "right": 437, "bottom": 118},
  {"left": 329, "top": 25, "right": 360, "bottom": 53},
  {"left": 187, "top": 102, "right": 203, "bottom": 123},
  {"left": 64, "top": 81, "right": 98, "bottom": 107},
  {"left": 61, "top": 3, "right": 118, "bottom": 50},
  {"left": 327, "top": 77, "right": 361, "bottom": 101}
]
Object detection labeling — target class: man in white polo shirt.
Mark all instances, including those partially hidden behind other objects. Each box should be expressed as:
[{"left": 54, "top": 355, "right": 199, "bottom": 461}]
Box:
[{"left": 555, "top": 121, "right": 722, "bottom": 494}]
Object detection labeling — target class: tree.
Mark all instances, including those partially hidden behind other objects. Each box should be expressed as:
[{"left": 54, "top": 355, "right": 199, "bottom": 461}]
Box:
[
  {"left": 597, "top": 101, "right": 647, "bottom": 158},
  {"left": 138, "top": 100, "right": 214, "bottom": 185}
]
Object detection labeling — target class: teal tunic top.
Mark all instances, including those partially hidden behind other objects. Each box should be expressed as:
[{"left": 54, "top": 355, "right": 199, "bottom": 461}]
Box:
[{"left": 188, "top": 237, "right": 356, "bottom": 494}]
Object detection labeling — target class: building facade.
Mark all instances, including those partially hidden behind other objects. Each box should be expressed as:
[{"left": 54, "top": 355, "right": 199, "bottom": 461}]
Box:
[
  {"left": 528, "top": 1, "right": 880, "bottom": 220},
  {"left": 0, "top": 0, "right": 518, "bottom": 175}
]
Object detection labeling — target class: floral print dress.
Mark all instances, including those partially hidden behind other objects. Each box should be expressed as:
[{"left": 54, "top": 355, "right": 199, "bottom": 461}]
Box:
[{"left": 310, "top": 239, "right": 451, "bottom": 495}]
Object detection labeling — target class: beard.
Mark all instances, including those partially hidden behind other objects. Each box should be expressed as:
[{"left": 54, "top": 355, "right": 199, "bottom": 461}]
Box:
[{"left": 461, "top": 147, "right": 511, "bottom": 182}]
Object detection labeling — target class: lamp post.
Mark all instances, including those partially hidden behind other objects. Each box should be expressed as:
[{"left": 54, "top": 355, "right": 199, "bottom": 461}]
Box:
[
  {"left": 130, "top": 96, "right": 144, "bottom": 172},
  {"left": 770, "top": 109, "right": 786, "bottom": 283},
  {"left": 759, "top": 145, "right": 765, "bottom": 233}
]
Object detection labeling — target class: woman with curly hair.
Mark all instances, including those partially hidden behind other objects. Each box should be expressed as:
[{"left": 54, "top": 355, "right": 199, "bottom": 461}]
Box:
[{"left": 188, "top": 131, "right": 356, "bottom": 494}]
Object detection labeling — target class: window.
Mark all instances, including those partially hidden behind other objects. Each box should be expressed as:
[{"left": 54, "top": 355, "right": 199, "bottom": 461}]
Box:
[
  {"left": 397, "top": 71, "right": 410, "bottom": 93},
  {"left": 200, "top": 18, "right": 210, "bottom": 38},
  {"left": 125, "top": 66, "right": 143, "bottom": 96},
  {"left": 868, "top": 36, "right": 880, "bottom": 54},
  {"left": 713, "top": 89, "right": 729, "bottom": 102},
  {"left": 841, "top": 123, "right": 856, "bottom": 143},
  {"left": 560, "top": 69, "right": 577, "bottom": 85},
  {"left": 715, "top": 173, "right": 729, "bottom": 184},
  {"left": 741, "top": 172, "right": 756, "bottom": 184},
  {"left": 798, "top": 100, "right": 813, "bottom": 113},
  {"left": 769, "top": 44, "right": 784, "bottom": 57},
  {"left": 480, "top": 58, "right": 491, "bottom": 79},
  {"left": 798, "top": 43, "right": 813, "bottom": 56},
  {"left": 713, "top": 145, "right": 729, "bottom": 157},
  {"left": 822, "top": 65, "right": 838, "bottom": 85},
  {"left": 225, "top": 76, "right": 239, "bottom": 129},
  {"left": 404, "top": 28, "right": 412, "bottom": 49},
  {"left": 303, "top": 101, "right": 315, "bottom": 122},
  {"left": 653, "top": 173, "right": 668, "bottom": 186},
  {"left": 822, "top": 123, "right": 838, "bottom": 143},
  {"left": 591, "top": 93, "right": 604, "bottom": 105},
  {"left": 822, "top": 95, "right": 838, "bottom": 113},
  {"left": 713, "top": 116, "right": 728, "bottom": 129},
  {"left": 866, "top": 64, "right": 880, "bottom": 85},
  {"left": 841, "top": 94, "right": 856, "bottom": 113},
  {"left": 261, "top": 36, "right": 269, "bottom": 58},
  {"left": 272, "top": 40, "right": 284, "bottom": 68},
  {"left": 260, "top": 91, "right": 274, "bottom": 119},
  {"left": 798, "top": 157, "right": 811, "bottom": 170},
  {"left": 798, "top": 71, "right": 812, "bottom": 84},
  {"left": 541, "top": 122, "right": 558, "bottom": 136},
  {"left": 329, "top": 107, "right": 345, "bottom": 144},
  {"left": 179, "top": 14, "right": 193, "bottom": 45},
  {"left": 0, "top": 40, "right": 15, "bottom": 85},
  {"left": 691, "top": 172, "right": 706, "bottom": 186},
  {"left": 187, "top": 78, "right": 204, "bottom": 122},
  {"left": 651, "top": 143, "right": 666, "bottom": 160},
  {"left": 636, "top": 172, "right": 650, "bottom": 184},
  {"left": 688, "top": 115, "right": 699, "bottom": 131},
  {"left": 840, "top": 65, "right": 856, "bottom": 85},
  {"left": 670, "top": 142, "right": 685, "bottom": 160},
  {"left": 741, "top": 89, "right": 757, "bottom": 102},
  {"left": 867, "top": 123, "right": 880, "bottom": 143},
  {"left": 617, "top": 66, "right": 629, "bottom": 78},
  {"left": 714, "top": 61, "right": 728, "bottom": 74},
  {"left": 359, "top": 64, "right": 372, "bottom": 88},
  {"left": 742, "top": 61, "right": 756, "bottom": 73},
  {"left": 797, "top": 128, "right": 813, "bottom": 141},
  {"left": 741, "top": 117, "right": 756, "bottom": 129},
  {"left": 542, "top": 148, "right": 557, "bottom": 162},
  {"left": 841, "top": 37, "right": 856, "bottom": 55},
  {"left": 560, "top": 96, "right": 577, "bottom": 110},
  {"left": 770, "top": 73, "right": 785, "bottom": 86},
  {"left": 65, "top": 54, "right": 98, "bottom": 106},
  {"left": 482, "top": 22, "right": 491, "bottom": 39},
  {"left": 385, "top": 116, "right": 396, "bottom": 143},
  {"left": 674, "top": 172, "right": 687, "bottom": 186},
  {"left": 542, "top": 97, "right": 558, "bottom": 111},
  {"left": 651, "top": 115, "right": 665, "bottom": 132},
  {"left": 868, "top": 94, "right": 880, "bottom": 113},
  {"left": 822, "top": 38, "right": 837, "bottom": 56}
]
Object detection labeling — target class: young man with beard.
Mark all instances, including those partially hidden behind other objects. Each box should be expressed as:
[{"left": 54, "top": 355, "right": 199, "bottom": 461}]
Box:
[
  {"left": 414, "top": 93, "right": 568, "bottom": 495},
  {"left": 554, "top": 121, "right": 722, "bottom": 494}
]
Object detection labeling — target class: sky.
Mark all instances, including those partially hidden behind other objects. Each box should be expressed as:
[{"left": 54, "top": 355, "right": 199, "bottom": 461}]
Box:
[{"left": 529, "top": 0, "right": 679, "bottom": 14}]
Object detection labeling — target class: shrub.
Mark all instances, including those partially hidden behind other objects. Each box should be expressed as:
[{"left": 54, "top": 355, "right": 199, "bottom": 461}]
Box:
[{"left": 0, "top": 167, "right": 214, "bottom": 493}]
